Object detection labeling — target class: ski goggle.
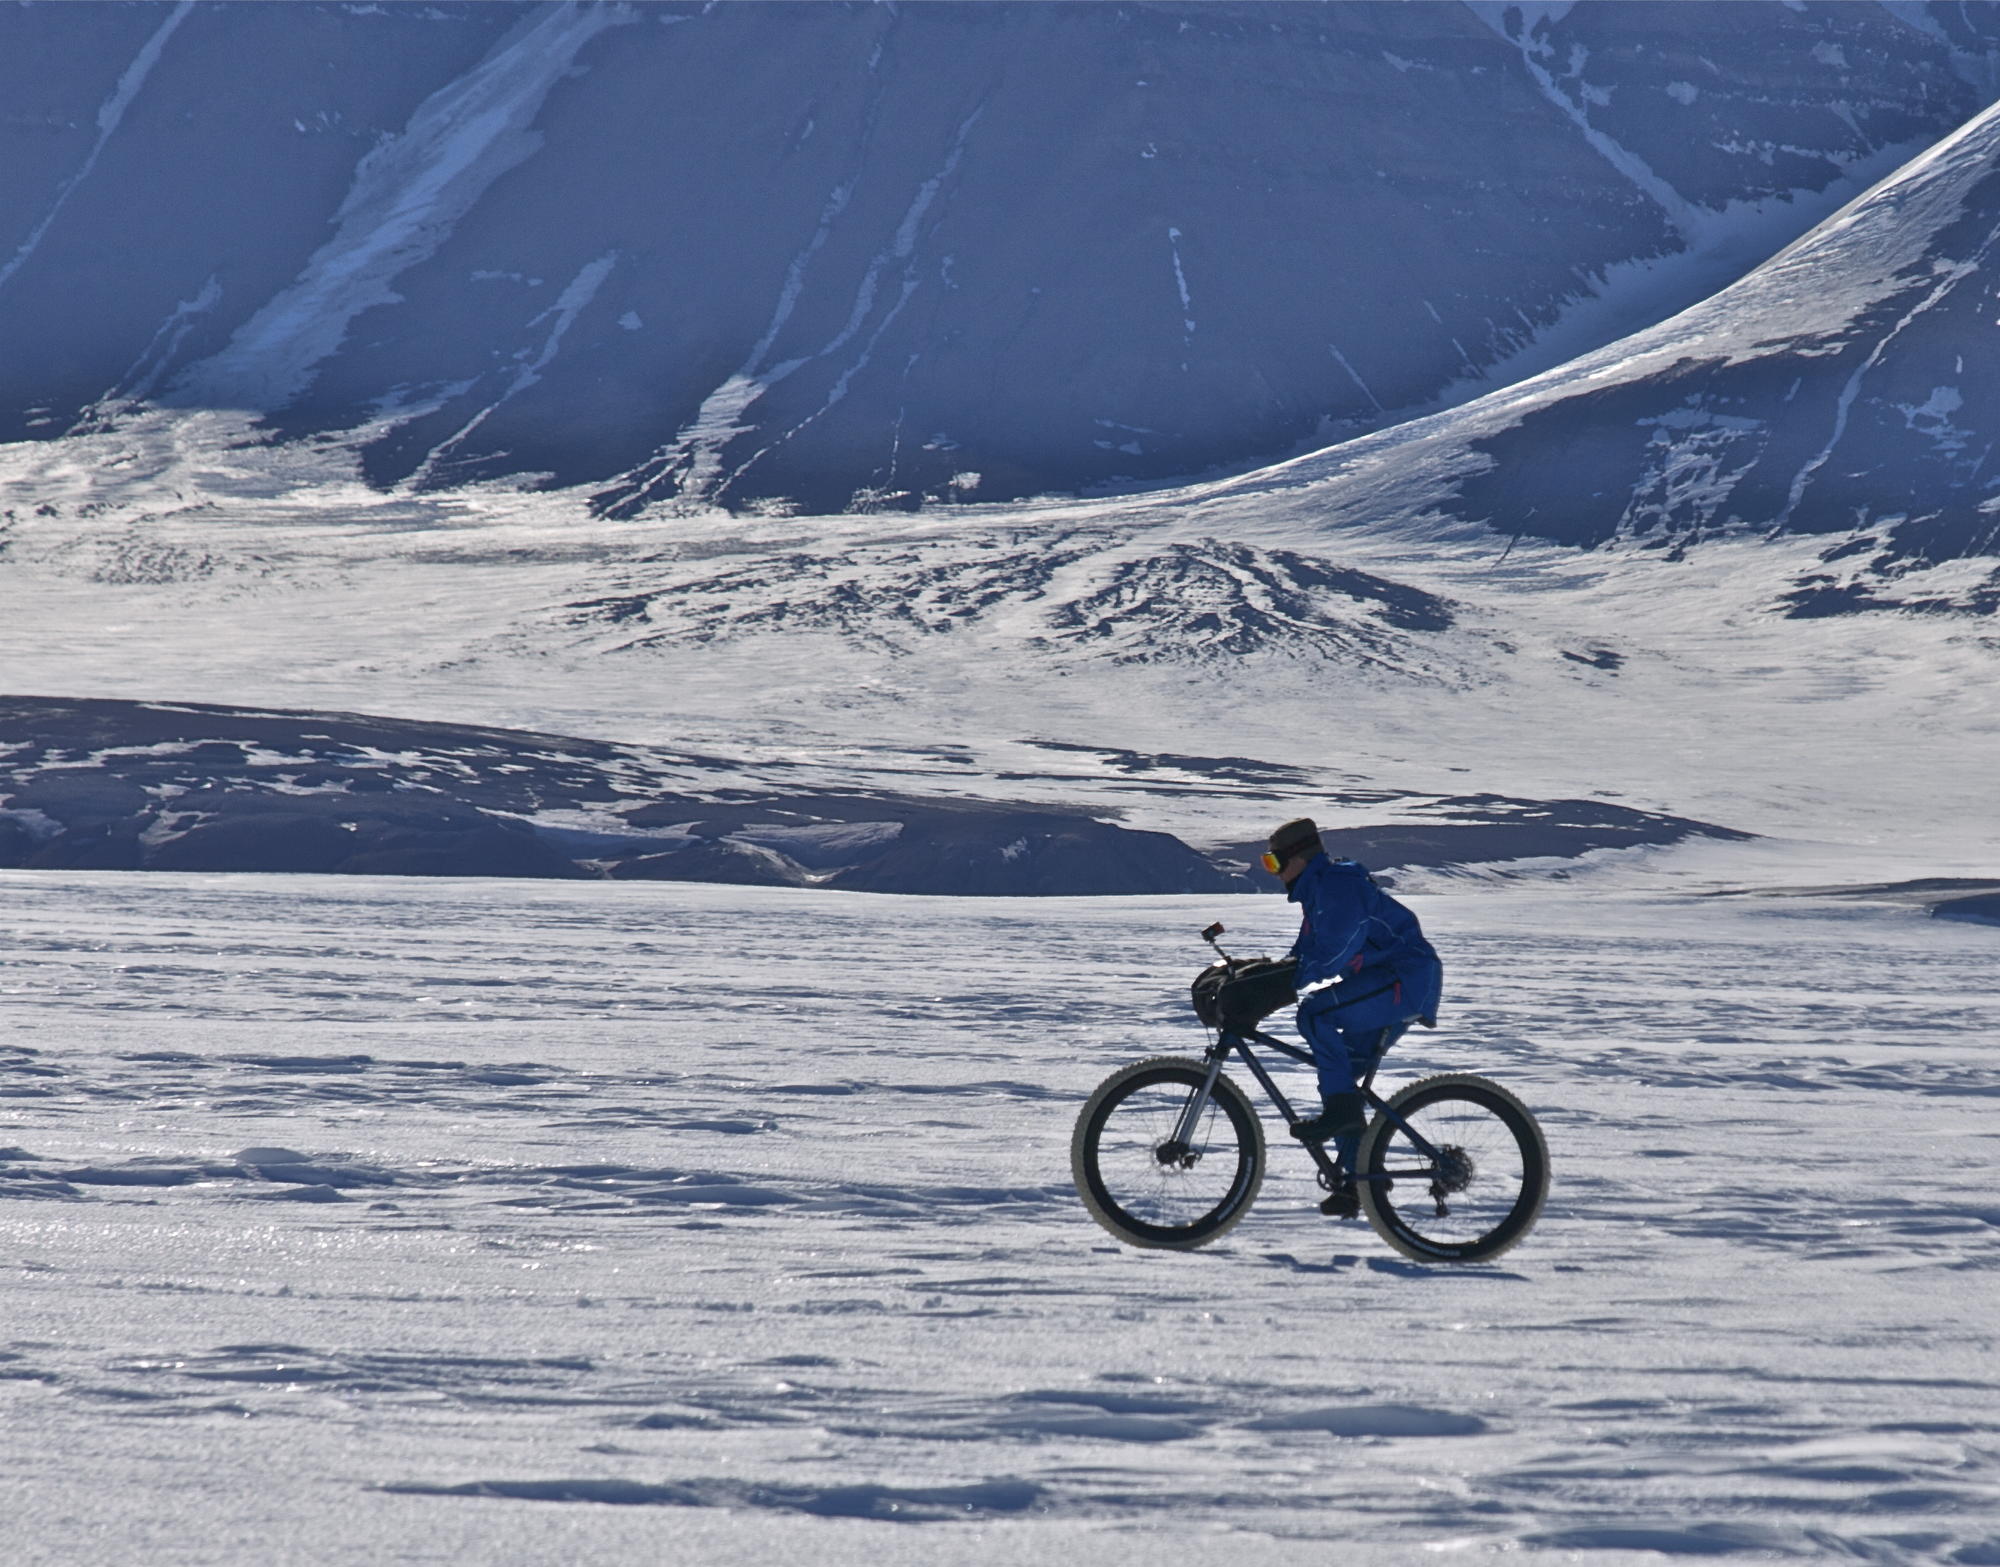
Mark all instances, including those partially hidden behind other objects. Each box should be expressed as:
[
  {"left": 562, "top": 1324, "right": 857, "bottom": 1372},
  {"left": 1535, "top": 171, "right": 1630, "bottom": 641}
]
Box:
[{"left": 1259, "top": 851, "right": 1283, "bottom": 874}]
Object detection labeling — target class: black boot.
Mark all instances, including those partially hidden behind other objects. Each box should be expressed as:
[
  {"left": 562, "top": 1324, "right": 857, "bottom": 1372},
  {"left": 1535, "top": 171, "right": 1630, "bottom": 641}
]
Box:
[
  {"left": 1289, "top": 1091, "right": 1365, "bottom": 1144},
  {"left": 1318, "top": 1178, "right": 1360, "bottom": 1220}
]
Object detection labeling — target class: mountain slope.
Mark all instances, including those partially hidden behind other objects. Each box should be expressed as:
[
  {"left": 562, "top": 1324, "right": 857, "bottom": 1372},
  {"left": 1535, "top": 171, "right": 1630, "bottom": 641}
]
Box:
[
  {"left": 1181, "top": 95, "right": 2000, "bottom": 607},
  {"left": 4, "top": 6, "right": 1999, "bottom": 891},
  {"left": 4, "top": 1, "right": 1998, "bottom": 513}
]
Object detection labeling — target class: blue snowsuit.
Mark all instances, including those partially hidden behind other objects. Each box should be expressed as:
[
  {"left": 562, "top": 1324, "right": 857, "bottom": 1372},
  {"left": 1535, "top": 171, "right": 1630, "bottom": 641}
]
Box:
[{"left": 1287, "top": 856, "right": 1442, "bottom": 1145}]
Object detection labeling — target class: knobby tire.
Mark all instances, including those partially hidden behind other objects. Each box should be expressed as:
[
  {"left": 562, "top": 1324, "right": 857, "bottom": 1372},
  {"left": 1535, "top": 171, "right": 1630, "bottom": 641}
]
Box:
[
  {"left": 1357, "top": 1072, "right": 1549, "bottom": 1263},
  {"left": 1072, "top": 1056, "right": 1265, "bottom": 1250}
]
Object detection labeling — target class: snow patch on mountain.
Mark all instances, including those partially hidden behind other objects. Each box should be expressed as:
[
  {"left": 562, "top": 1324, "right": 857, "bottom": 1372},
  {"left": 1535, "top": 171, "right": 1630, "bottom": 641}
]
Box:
[
  {"left": 1171, "top": 93, "right": 2000, "bottom": 601},
  {"left": 166, "top": 3, "right": 629, "bottom": 414}
]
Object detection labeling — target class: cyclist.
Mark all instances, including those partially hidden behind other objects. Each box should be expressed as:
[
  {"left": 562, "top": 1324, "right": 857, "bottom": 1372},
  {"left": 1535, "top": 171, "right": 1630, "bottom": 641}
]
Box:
[{"left": 1263, "top": 817, "right": 1442, "bottom": 1191}]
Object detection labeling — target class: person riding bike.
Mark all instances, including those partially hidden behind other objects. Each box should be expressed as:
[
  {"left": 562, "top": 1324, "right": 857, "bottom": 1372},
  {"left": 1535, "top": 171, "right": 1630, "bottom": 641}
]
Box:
[
  {"left": 1263, "top": 818, "right": 1443, "bottom": 1180},
  {"left": 1075, "top": 830, "right": 1543, "bottom": 1256}
]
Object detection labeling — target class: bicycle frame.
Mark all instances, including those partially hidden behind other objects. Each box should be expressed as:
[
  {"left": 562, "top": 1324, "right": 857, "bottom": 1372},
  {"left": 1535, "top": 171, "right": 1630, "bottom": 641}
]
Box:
[{"left": 1189, "top": 1023, "right": 1449, "bottom": 1189}]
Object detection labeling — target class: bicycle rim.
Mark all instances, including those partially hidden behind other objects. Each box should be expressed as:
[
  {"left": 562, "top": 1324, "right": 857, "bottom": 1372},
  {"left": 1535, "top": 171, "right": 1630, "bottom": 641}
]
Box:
[
  {"left": 1073, "top": 1059, "right": 1263, "bottom": 1250},
  {"left": 1359, "top": 1075, "right": 1548, "bottom": 1263}
]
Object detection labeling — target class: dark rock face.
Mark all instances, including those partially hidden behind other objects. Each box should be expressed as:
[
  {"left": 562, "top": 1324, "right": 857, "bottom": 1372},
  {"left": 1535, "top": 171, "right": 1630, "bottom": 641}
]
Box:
[
  {"left": 3, "top": 2, "right": 1997, "bottom": 513},
  {"left": 141, "top": 814, "right": 368, "bottom": 875},
  {"left": 0, "top": 695, "right": 1751, "bottom": 892},
  {"left": 25, "top": 822, "right": 145, "bottom": 872},
  {"left": 822, "top": 812, "right": 1232, "bottom": 897},
  {"left": 1932, "top": 891, "right": 2000, "bottom": 926},
  {"left": 0, "top": 695, "right": 645, "bottom": 881},
  {"left": 1209, "top": 793, "right": 1752, "bottom": 879},
  {"left": 0, "top": 812, "right": 41, "bottom": 867},
  {"left": 309, "top": 819, "right": 584, "bottom": 881},
  {"left": 0, "top": 695, "right": 1246, "bottom": 893},
  {"left": 607, "top": 840, "right": 808, "bottom": 889},
  {"left": 622, "top": 795, "right": 1252, "bottom": 896}
]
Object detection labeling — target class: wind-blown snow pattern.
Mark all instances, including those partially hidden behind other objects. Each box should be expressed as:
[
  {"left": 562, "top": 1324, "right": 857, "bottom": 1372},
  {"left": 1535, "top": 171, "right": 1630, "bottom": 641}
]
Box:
[{"left": 2, "top": 871, "right": 1996, "bottom": 1561}]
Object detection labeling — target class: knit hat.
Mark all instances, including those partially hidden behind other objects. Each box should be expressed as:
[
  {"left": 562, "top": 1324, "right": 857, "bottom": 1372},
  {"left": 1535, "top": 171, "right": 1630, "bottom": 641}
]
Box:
[{"left": 1267, "top": 817, "right": 1322, "bottom": 862}]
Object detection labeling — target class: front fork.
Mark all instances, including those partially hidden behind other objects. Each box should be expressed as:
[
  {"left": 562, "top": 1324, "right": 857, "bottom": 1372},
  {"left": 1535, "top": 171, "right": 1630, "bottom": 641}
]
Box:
[
  {"left": 1161, "top": 1037, "right": 1348, "bottom": 1189},
  {"left": 1166, "top": 1048, "right": 1228, "bottom": 1150}
]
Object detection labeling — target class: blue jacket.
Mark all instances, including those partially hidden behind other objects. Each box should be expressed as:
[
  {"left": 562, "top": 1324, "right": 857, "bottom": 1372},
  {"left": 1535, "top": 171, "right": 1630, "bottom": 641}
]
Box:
[{"left": 1287, "top": 854, "right": 1441, "bottom": 1010}]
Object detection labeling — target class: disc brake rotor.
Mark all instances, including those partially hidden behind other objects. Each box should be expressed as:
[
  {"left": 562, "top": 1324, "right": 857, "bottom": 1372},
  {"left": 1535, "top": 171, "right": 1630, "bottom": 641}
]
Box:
[{"left": 1436, "top": 1144, "right": 1475, "bottom": 1193}]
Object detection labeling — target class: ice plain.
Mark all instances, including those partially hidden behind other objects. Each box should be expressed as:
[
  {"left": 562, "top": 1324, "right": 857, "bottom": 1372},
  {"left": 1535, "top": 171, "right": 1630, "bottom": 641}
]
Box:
[{"left": 3, "top": 867, "right": 1996, "bottom": 1563}]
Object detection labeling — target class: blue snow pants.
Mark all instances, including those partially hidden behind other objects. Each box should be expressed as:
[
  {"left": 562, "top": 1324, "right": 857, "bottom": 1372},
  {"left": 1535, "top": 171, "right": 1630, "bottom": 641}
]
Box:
[
  {"left": 1297, "top": 987, "right": 1409, "bottom": 1098},
  {"left": 1297, "top": 957, "right": 1441, "bottom": 1173}
]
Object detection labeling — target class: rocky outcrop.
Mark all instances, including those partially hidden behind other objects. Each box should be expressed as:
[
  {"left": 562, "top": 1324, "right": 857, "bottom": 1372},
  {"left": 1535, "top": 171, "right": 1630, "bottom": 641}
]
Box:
[
  {"left": 0, "top": 695, "right": 1246, "bottom": 894},
  {"left": 0, "top": 695, "right": 1751, "bottom": 892}
]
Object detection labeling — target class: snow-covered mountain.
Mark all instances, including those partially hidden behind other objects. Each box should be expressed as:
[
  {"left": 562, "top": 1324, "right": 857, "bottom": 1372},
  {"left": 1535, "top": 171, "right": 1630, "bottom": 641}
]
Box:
[
  {"left": 5, "top": 0, "right": 1999, "bottom": 514},
  {"left": 1181, "top": 88, "right": 2000, "bottom": 609},
  {"left": 5, "top": 2, "right": 2000, "bottom": 895}
]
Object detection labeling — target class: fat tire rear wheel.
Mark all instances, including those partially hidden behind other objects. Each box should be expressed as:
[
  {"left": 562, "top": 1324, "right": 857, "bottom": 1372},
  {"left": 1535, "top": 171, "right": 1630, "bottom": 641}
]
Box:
[
  {"left": 1072, "top": 1055, "right": 1264, "bottom": 1250},
  {"left": 1357, "top": 1073, "right": 1548, "bottom": 1264}
]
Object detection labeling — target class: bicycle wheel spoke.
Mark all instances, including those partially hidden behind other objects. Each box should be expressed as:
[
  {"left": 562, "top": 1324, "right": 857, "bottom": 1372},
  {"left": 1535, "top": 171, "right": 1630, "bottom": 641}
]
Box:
[
  {"left": 1073, "top": 1058, "right": 1265, "bottom": 1250},
  {"left": 1362, "top": 1076, "right": 1547, "bottom": 1262},
  {"left": 1093, "top": 1082, "right": 1240, "bottom": 1228}
]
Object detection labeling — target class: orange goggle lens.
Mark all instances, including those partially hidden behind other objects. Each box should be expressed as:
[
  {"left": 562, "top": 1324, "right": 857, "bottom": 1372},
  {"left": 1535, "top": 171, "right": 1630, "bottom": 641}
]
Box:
[{"left": 1259, "top": 851, "right": 1282, "bottom": 874}]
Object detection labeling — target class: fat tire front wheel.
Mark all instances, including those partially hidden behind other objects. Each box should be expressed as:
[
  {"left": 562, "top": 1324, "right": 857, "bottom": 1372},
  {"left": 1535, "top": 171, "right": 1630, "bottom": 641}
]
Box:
[
  {"left": 1357, "top": 1073, "right": 1548, "bottom": 1264},
  {"left": 1072, "top": 1056, "right": 1265, "bottom": 1250}
]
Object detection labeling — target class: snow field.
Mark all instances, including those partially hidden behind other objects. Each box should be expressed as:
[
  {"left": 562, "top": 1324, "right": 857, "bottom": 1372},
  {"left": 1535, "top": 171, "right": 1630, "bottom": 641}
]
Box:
[
  {"left": 1, "top": 869, "right": 1996, "bottom": 1562},
  {"left": 5, "top": 467, "right": 1999, "bottom": 882}
]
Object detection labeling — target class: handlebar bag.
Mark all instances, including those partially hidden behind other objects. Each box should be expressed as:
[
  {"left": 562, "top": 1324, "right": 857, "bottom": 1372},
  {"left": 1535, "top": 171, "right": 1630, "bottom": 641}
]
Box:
[{"left": 1191, "top": 957, "right": 1299, "bottom": 1031}]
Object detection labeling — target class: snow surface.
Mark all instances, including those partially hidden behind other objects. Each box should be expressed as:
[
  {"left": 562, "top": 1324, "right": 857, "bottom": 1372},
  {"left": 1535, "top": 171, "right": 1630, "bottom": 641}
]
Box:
[{"left": 2, "top": 869, "right": 1995, "bottom": 1562}]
